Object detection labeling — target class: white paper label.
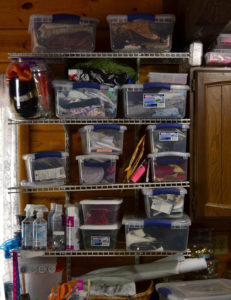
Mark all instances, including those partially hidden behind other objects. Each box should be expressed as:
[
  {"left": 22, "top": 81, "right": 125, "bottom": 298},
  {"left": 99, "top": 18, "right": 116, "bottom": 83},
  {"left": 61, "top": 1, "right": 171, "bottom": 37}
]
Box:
[
  {"left": 143, "top": 93, "right": 165, "bottom": 108},
  {"left": 91, "top": 236, "right": 110, "bottom": 247},
  {"left": 151, "top": 197, "right": 173, "bottom": 214},
  {"left": 159, "top": 131, "right": 179, "bottom": 141},
  {"left": 34, "top": 167, "right": 65, "bottom": 181}
]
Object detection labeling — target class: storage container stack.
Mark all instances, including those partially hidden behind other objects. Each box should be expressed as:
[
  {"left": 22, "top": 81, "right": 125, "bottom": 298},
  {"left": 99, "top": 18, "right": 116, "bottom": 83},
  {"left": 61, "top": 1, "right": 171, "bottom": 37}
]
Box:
[{"left": 205, "top": 33, "right": 231, "bottom": 65}]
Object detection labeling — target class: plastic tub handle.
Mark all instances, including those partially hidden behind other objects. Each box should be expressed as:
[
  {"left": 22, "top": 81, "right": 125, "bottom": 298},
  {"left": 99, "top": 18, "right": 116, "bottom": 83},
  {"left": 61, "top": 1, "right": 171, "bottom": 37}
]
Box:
[
  {"left": 143, "top": 83, "right": 171, "bottom": 90},
  {"left": 155, "top": 123, "right": 183, "bottom": 130},
  {"left": 52, "top": 14, "right": 80, "bottom": 23},
  {"left": 144, "top": 219, "right": 171, "bottom": 227},
  {"left": 34, "top": 152, "right": 62, "bottom": 159},
  {"left": 73, "top": 82, "right": 100, "bottom": 90},
  {"left": 156, "top": 158, "right": 185, "bottom": 165},
  {"left": 152, "top": 188, "right": 180, "bottom": 195},
  {"left": 157, "top": 287, "right": 172, "bottom": 297},
  {"left": 128, "top": 13, "right": 155, "bottom": 21},
  {"left": 83, "top": 160, "right": 111, "bottom": 167},
  {"left": 93, "top": 124, "right": 120, "bottom": 131}
]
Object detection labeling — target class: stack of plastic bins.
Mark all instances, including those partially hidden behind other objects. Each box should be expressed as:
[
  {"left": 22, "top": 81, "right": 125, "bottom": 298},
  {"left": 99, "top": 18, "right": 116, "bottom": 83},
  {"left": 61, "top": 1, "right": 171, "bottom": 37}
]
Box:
[
  {"left": 122, "top": 83, "right": 189, "bottom": 119},
  {"left": 142, "top": 188, "right": 187, "bottom": 218},
  {"left": 22, "top": 151, "right": 69, "bottom": 186},
  {"left": 28, "top": 14, "right": 99, "bottom": 52},
  {"left": 205, "top": 34, "right": 231, "bottom": 65},
  {"left": 80, "top": 198, "right": 123, "bottom": 250},
  {"left": 52, "top": 81, "right": 119, "bottom": 119},
  {"left": 106, "top": 14, "right": 175, "bottom": 52},
  {"left": 156, "top": 279, "right": 231, "bottom": 300},
  {"left": 78, "top": 124, "right": 127, "bottom": 155},
  {"left": 122, "top": 214, "right": 191, "bottom": 252}
]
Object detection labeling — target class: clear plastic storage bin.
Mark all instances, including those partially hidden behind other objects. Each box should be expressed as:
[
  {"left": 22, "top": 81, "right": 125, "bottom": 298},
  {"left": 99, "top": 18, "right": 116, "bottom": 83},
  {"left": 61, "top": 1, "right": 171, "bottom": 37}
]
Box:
[
  {"left": 79, "top": 124, "right": 127, "bottom": 154},
  {"left": 148, "top": 72, "right": 188, "bottom": 85},
  {"left": 28, "top": 14, "right": 99, "bottom": 52},
  {"left": 122, "top": 214, "right": 191, "bottom": 251},
  {"left": 80, "top": 198, "right": 123, "bottom": 225},
  {"left": 148, "top": 152, "right": 190, "bottom": 182},
  {"left": 217, "top": 34, "right": 231, "bottom": 48},
  {"left": 204, "top": 51, "right": 231, "bottom": 65},
  {"left": 122, "top": 83, "right": 189, "bottom": 118},
  {"left": 80, "top": 223, "right": 120, "bottom": 250},
  {"left": 142, "top": 188, "right": 187, "bottom": 218},
  {"left": 106, "top": 14, "right": 175, "bottom": 52},
  {"left": 22, "top": 151, "right": 68, "bottom": 185},
  {"left": 52, "top": 80, "right": 118, "bottom": 119},
  {"left": 76, "top": 154, "right": 119, "bottom": 185},
  {"left": 147, "top": 123, "right": 189, "bottom": 153},
  {"left": 156, "top": 279, "right": 231, "bottom": 300}
]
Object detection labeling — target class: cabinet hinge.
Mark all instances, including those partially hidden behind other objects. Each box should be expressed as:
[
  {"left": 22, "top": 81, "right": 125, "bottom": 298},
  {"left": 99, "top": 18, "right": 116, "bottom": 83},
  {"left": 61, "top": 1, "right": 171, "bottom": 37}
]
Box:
[{"left": 191, "top": 79, "right": 196, "bottom": 92}]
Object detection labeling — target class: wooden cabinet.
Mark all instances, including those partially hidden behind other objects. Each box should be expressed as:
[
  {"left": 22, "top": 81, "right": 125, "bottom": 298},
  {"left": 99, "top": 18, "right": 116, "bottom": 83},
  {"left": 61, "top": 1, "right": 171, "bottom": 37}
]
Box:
[{"left": 191, "top": 67, "right": 231, "bottom": 219}]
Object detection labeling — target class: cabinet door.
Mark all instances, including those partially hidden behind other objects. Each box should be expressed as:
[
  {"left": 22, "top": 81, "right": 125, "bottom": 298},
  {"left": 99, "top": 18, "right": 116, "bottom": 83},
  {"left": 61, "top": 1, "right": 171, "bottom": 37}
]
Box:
[{"left": 194, "top": 70, "right": 231, "bottom": 218}]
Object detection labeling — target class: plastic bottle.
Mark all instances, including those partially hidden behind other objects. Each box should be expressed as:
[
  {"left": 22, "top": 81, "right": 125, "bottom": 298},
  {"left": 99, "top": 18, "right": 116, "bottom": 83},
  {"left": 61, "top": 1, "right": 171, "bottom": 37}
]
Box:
[
  {"left": 21, "top": 205, "right": 35, "bottom": 250},
  {"left": 66, "top": 205, "right": 80, "bottom": 250},
  {"left": 33, "top": 206, "right": 48, "bottom": 250},
  {"left": 52, "top": 204, "right": 65, "bottom": 250},
  {"left": 47, "top": 203, "right": 56, "bottom": 248}
]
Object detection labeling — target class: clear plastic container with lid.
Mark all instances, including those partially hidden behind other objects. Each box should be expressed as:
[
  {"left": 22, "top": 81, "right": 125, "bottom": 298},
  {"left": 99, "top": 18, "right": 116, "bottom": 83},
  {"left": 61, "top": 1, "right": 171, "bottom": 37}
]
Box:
[
  {"left": 147, "top": 124, "right": 189, "bottom": 153},
  {"left": 142, "top": 188, "right": 187, "bottom": 218},
  {"left": 75, "top": 154, "right": 119, "bottom": 185},
  {"left": 148, "top": 72, "right": 188, "bottom": 85},
  {"left": 52, "top": 80, "right": 118, "bottom": 119},
  {"left": 79, "top": 124, "right": 127, "bottom": 154},
  {"left": 148, "top": 152, "right": 190, "bottom": 182},
  {"left": 106, "top": 14, "right": 175, "bottom": 52},
  {"left": 80, "top": 198, "right": 123, "bottom": 225},
  {"left": 28, "top": 14, "right": 99, "bottom": 52},
  {"left": 80, "top": 223, "right": 121, "bottom": 250},
  {"left": 22, "top": 151, "right": 68, "bottom": 185},
  {"left": 156, "top": 279, "right": 231, "bottom": 300},
  {"left": 122, "top": 83, "right": 189, "bottom": 119},
  {"left": 122, "top": 214, "right": 191, "bottom": 252}
]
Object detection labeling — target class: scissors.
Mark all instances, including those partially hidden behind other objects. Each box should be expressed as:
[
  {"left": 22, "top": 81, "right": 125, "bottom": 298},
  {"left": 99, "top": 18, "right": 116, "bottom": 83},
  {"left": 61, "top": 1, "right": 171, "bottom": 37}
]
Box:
[{"left": 50, "top": 283, "right": 72, "bottom": 300}]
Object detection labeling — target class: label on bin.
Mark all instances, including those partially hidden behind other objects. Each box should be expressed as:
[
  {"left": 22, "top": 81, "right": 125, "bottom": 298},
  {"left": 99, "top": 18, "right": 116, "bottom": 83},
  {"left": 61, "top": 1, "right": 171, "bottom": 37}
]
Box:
[
  {"left": 143, "top": 93, "right": 165, "bottom": 108},
  {"left": 159, "top": 131, "right": 179, "bottom": 141},
  {"left": 34, "top": 167, "right": 65, "bottom": 181},
  {"left": 91, "top": 236, "right": 110, "bottom": 247},
  {"left": 151, "top": 197, "right": 173, "bottom": 214}
]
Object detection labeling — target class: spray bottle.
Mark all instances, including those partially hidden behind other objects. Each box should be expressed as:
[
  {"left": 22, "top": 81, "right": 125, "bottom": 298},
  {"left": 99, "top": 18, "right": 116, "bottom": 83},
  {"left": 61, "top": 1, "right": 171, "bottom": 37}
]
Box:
[
  {"left": 33, "top": 205, "right": 48, "bottom": 250},
  {"left": 66, "top": 205, "right": 80, "bottom": 250},
  {"left": 21, "top": 205, "right": 36, "bottom": 250},
  {"left": 52, "top": 204, "right": 65, "bottom": 250}
]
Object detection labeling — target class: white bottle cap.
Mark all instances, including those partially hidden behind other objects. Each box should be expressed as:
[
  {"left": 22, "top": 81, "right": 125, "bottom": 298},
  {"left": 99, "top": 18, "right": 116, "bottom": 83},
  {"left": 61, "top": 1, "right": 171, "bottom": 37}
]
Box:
[
  {"left": 67, "top": 206, "right": 78, "bottom": 216},
  {"left": 50, "top": 203, "right": 56, "bottom": 211},
  {"left": 55, "top": 204, "right": 63, "bottom": 213}
]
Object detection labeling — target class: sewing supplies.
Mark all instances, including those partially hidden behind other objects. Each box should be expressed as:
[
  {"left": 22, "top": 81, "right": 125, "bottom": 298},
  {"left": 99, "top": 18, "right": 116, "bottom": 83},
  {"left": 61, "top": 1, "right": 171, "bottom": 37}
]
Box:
[
  {"left": 49, "top": 283, "right": 71, "bottom": 300},
  {"left": 76, "top": 154, "right": 118, "bottom": 185}
]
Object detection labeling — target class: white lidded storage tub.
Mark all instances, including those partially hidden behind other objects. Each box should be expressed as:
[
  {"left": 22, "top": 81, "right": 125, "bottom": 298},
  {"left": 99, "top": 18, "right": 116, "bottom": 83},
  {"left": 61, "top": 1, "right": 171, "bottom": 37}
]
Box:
[
  {"left": 142, "top": 187, "right": 187, "bottom": 218},
  {"left": 106, "top": 14, "right": 175, "bottom": 52},
  {"left": 148, "top": 152, "right": 190, "bottom": 182},
  {"left": 156, "top": 279, "right": 231, "bottom": 300},
  {"left": 80, "top": 198, "right": 123, "bottom": 225},
  {"left": 79, "top": 124, "right": 127, "bottom": 154},
  {"left": 122, "top": 83, "right": 189, "bottom": 118},
  {"left": 28, "top": 14, "right": 99, "bottom": 52},
  {"left": 147, "top": 123, "right": 189, "bottom": 153},
  {"left": 22, "top": 151, "right": 68, "bottom": 185},
  {"left": 52, "top": 80, "right": 118, "bottom": 119},
  {"left": 148, "top": 72, "right": 188, "bottom": 85},
  {"left": 76, "top": 154, "right": 119, "bottom": 185},
  {"left": 122, "top": 214, "right": 191, "bottom": 251},
  {"left": 80, "top": 223, "right": 121, "bottom": 250}
]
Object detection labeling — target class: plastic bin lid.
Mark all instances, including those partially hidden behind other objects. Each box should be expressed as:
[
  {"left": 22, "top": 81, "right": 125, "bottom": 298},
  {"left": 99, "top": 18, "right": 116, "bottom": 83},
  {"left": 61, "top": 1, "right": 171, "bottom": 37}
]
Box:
[
  {"left": 75, "top": 154, "right": 119, "bottom": 161},
  {"left": 80, "top": 199, "right": 123, "bottom": 205},
  {"left": 146, "top": 124, "right": 189, "bottom": 130},
  {"left": 156, "top": 279, "right": 231, "bottom": 299},
  {"left": 22, "top": 152, "right": 69, "bottom": 160},
  {"left": 148, "top": 72, "right": 188, "bottom": 77},
  {"left": 141, "top": 187, "right": 187, "bottom": 196},
  {"left": 78, "top": 125, "right": 127, "bottom": 133},
  {"left": 80, "top": 223, "right": 121, "bottom": 230},
  {"left": 52, "top": 80, "right": 117, "bottom": 91},
  {"left": 106, "top": 14, "right": 175, "bottom": 23},
  {"left": 148, "top": 152, "right": 190, "bottom": 159},
  {"left": 122, "top": 214, "right": 191, "bottom": 228},
  {"left": 122, "top": 83, "right": 189, "bottom": 91}
]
